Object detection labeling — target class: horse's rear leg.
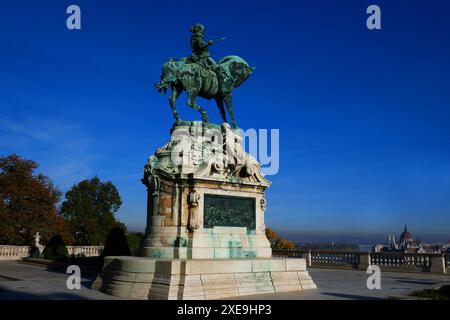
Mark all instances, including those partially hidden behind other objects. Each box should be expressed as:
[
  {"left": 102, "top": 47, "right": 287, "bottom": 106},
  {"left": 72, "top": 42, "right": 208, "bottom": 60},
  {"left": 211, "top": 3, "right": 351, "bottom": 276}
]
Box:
[
  {"left": 169, "top": 86, "right": 181, "bottom": 123},
  {"left": 187, "top": 91, "right": 209, "bottom": 123}
]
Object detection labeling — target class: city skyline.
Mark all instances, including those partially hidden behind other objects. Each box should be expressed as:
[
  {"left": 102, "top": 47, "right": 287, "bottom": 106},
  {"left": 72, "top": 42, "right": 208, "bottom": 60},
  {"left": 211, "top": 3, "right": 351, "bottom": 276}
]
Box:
[{"left": 1, "top": 1, "right": 450, "bottom": 243}]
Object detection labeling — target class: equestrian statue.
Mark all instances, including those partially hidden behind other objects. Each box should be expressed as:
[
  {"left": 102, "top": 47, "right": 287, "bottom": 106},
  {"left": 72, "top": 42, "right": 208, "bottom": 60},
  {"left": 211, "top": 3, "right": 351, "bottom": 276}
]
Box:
[{"left": 155, "top": 23, "right": 254, "bottom": 129}]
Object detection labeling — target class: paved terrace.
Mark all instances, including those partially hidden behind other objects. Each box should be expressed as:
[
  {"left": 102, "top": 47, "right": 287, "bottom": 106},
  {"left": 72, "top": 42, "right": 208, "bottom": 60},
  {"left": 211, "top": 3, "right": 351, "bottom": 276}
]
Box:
[{"left": 0, "top": 261, "right": 449, "bottom": 300}]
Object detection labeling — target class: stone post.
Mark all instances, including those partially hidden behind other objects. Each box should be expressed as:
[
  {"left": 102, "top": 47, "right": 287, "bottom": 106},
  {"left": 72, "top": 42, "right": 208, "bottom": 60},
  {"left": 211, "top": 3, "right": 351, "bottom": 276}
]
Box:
[
  {"left": 303, "top": 250, "right": 312, "bottom": 267},
  {"left": 358, "top": 252, "right": 371, "bottom": 270},
  {"left": 430, "top": 255, "right": 445, "bottom": 274}
]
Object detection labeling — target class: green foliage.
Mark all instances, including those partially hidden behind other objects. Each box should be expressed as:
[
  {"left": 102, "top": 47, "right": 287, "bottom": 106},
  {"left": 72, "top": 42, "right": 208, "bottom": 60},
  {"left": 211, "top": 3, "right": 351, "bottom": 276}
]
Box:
[
  {"left": 410, "top": 285, "right": 450, "bottom": 300},
  {"left": 43, "top": 235, "right": 68, "bottom": 260},
  {"left": 61, "top": 176, "right": 124, "bottom": 245},
  {"left": 101, "top": 227, "right": 131, "bottom": 257},
  {"left": 126, "top": 232, "right": 145, "bottom": 256}
]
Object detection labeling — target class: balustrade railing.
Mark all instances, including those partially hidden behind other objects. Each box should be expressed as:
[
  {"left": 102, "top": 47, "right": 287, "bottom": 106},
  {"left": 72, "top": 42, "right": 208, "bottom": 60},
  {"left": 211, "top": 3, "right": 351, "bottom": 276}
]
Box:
[
  {"left": 0, "top": 246, "right": 30, "bottom": 260},
  {"left": 272, "top": 249, "right": 306, "bottom": 258},
  {"left": 272, "top": 249, "right": 448, "bottom": 274},
  {"left": 370, "top": 252, "right": 434, "bottom": 270},
  {"left": 0, "top": 245, "right": 103, "bottom": 260},
  {"left": 67, "top": 246, "right": 103, "bottom": 257},
  {"left": 311, "top": 250, "right": 360, "bottom": 267},
  {"left": 273, "top": 249, "right": 360, "bottom": 269}
]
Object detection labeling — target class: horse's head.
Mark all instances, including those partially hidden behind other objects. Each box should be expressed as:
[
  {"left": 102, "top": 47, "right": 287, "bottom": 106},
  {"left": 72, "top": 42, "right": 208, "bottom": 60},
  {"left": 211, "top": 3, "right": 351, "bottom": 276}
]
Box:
[{"left": 218, "top": 56, "right": 254, "bottom": 91}]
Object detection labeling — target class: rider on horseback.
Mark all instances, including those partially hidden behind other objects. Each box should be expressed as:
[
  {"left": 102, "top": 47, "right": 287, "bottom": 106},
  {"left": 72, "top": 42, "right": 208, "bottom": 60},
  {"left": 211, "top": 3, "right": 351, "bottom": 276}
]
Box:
[{"left": 188, "top": 23, "right": 230, "bottom": 94}]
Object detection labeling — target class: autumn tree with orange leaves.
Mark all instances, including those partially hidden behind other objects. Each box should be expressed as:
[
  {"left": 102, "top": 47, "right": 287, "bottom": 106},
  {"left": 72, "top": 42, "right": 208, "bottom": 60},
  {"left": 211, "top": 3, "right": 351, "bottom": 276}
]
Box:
[
  {"left": 265, "top": 227, "right": 296, "bottom": 250},
  {"left": 0, "top": 154, "right": 73, "bottom": 245}
]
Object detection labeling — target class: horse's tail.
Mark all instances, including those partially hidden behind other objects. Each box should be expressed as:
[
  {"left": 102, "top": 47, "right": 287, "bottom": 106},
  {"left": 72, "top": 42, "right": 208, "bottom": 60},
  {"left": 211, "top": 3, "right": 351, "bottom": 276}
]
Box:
[{"left": 155, "top": 79, "right": 170, "bottom": 94}]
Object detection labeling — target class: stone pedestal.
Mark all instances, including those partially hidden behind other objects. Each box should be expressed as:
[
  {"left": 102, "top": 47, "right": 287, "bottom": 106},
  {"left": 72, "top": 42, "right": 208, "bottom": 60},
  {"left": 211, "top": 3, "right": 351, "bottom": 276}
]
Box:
[
  {"left": 94, "top": 122, "right": 317, "bottom": 299},
  {"left": 93, "top": 257, "right": 316, "bottom": 300},
  {"left": 141, "top": 122, "right": 272, "bottom": 260}
]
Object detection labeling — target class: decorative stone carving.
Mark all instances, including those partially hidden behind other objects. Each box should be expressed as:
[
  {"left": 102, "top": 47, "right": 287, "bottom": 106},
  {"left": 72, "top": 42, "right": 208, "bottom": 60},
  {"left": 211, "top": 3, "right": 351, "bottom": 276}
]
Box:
[
  {"left": 260, "top": 196, "right": 266, "bottom": 211},
  {"left": 150, "top": 175, "right": 160, "bottom": 217},
  {"left": 188, "top": 190, "right": 201, "bottom": 230},
  {"left": 150, "top": 175, "right": 159, "bottom": 195},
  {"left": 34, "top": 232, "right": 41, "bottom": 247},
  {"left": 142, "top": 121, "right": 270, "bottom": 188},
  {"left": 259, "top": 196, "right": 267, "bottom": 232},
  {"left": 141, "top": 122, "right": 273, "bottom": 259}
]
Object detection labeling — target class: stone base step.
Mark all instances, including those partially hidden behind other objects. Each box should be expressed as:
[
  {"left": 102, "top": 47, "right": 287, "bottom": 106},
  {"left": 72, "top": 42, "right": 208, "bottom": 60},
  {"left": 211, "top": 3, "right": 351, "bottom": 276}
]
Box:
[{"left": 94, "top": 257, "right": 317, "bottom": 300}]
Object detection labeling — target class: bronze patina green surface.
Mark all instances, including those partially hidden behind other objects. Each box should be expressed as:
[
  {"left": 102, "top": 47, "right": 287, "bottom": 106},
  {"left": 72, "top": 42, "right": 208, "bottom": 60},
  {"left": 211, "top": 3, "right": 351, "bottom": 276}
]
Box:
[
  {"left": 155, "top": 23, "right": 254, "bottom": 129},
  {"left": 203, "top": 194, "right": 256, "bottom": 229}
]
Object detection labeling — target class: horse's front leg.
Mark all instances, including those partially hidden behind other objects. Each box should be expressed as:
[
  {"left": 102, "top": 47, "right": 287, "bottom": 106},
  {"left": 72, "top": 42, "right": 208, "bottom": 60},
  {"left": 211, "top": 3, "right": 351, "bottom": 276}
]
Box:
[
  {"left": 187, "top": 91, "right": 209, "bottom": 123},
  {"left": 215, "top": 97, "right": 227, "bottom": 123},
  {"left": 169, "top": 86, "right": 181, "bottom": 123},
  {"left": 224, "top": 94, "right": 237, "bottom": 128}
]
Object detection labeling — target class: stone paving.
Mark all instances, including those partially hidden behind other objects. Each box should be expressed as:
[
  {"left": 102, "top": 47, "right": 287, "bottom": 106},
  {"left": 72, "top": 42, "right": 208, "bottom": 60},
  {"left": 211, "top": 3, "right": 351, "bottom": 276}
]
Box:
[
  {"left": 0, "top": 260, "right": 117, "bottom": 300},
  {"left": 0, "top": 261, "right": 448, "bottom": 300},
  {"left": 234, "top": 268, "right": 450, "bottom": 300}
]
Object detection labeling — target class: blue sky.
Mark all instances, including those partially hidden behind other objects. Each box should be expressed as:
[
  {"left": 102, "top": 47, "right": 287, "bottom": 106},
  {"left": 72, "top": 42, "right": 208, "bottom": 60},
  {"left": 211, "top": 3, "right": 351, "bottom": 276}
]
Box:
[{"left": 1, "top": 1, "right": 449, "bottom": 243}]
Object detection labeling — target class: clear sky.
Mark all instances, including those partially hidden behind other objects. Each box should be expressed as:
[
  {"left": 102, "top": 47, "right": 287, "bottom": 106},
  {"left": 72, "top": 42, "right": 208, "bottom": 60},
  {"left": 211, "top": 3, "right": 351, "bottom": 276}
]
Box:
[{"left": 1, "top": 1, "right": 449, "bottom": 243}]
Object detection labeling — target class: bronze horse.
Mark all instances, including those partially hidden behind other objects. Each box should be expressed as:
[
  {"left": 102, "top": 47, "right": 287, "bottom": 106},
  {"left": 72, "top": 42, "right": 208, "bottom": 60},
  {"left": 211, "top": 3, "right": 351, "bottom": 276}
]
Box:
[{"left": 155, "top": 55, "right": 253, "bottom": 128}]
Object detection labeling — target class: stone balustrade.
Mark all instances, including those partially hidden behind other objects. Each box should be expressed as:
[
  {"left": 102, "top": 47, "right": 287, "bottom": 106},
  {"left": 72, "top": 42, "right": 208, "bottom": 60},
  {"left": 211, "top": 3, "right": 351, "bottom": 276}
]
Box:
[
  {"left": 0, "top": 245, "right": 103, "bottom": 260},
  {"left": 370, "top": 252, "right": 431, "bottom": 271},
  {"left": 272, "top": 249, "right": 306, "bottom": 259},
  {"left": 67, "top": 246, "right": 103, "bottom": 257},
  {"left": 273, "top": 249, "right": 448, "bottom": 275},
  {"left": 310, "top": 250, "right": 360, "bottom": 268},
  {"left": 273, "top": 250, "right": 360, "bottom": 269},
  {"left": 0, "top": 246, "right": 31, "bottom": 260}
]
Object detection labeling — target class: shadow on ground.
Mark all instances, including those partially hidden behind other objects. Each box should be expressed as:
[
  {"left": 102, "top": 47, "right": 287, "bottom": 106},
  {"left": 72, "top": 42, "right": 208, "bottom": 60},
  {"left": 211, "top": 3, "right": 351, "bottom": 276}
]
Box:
[
  {"left": 321, "top": 292, "right": 385, "bottom": 300},
  {"left": 0, "top": 285, "right": 95, "bottom": 300}
]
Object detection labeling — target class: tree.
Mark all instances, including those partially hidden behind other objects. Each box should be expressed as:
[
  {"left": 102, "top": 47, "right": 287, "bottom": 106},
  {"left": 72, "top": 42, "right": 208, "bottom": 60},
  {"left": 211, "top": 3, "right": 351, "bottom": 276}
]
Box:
[
  {"left": 61, "top": 176, "right": 124, "bottom": 245},
  {"left": 265, "top": 227, "right": 296, "bottom": 250},
  {"left": 0, "top": 154, "right": 72, "bottom": 245},
  {"left": 265, "top": 228, "right": 278, "bottom": 243},
  {"left": 43, "top": 235, "right": 68, "bottom": 260},
  {"left": 273, "top": 237, "right": 296, "bottom": 250},
  {"left": 101, "top": 227, "right": 131, "bottom": 258},
  {"left": 126, "top": 231, "right": 145, "bottom": 256}
]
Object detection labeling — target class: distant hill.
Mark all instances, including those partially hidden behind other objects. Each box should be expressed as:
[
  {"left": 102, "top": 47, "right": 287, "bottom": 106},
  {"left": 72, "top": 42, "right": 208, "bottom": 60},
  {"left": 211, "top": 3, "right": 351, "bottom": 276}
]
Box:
[{"left": 296, "top": 242, "right": 359, "bottom": 251}]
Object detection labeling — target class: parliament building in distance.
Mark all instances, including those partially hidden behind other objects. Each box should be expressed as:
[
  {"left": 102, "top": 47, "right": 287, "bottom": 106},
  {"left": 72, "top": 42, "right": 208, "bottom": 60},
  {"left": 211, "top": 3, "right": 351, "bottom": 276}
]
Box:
[{"left": 373, "top": 225, "right": 449, "bottom": 254}]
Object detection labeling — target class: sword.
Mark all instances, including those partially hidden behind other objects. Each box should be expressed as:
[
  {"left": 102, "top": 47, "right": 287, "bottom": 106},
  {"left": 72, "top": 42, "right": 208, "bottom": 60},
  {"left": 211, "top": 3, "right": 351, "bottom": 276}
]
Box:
[{"left": 210, "top": 37, "right": 226, "bottom": 45}]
